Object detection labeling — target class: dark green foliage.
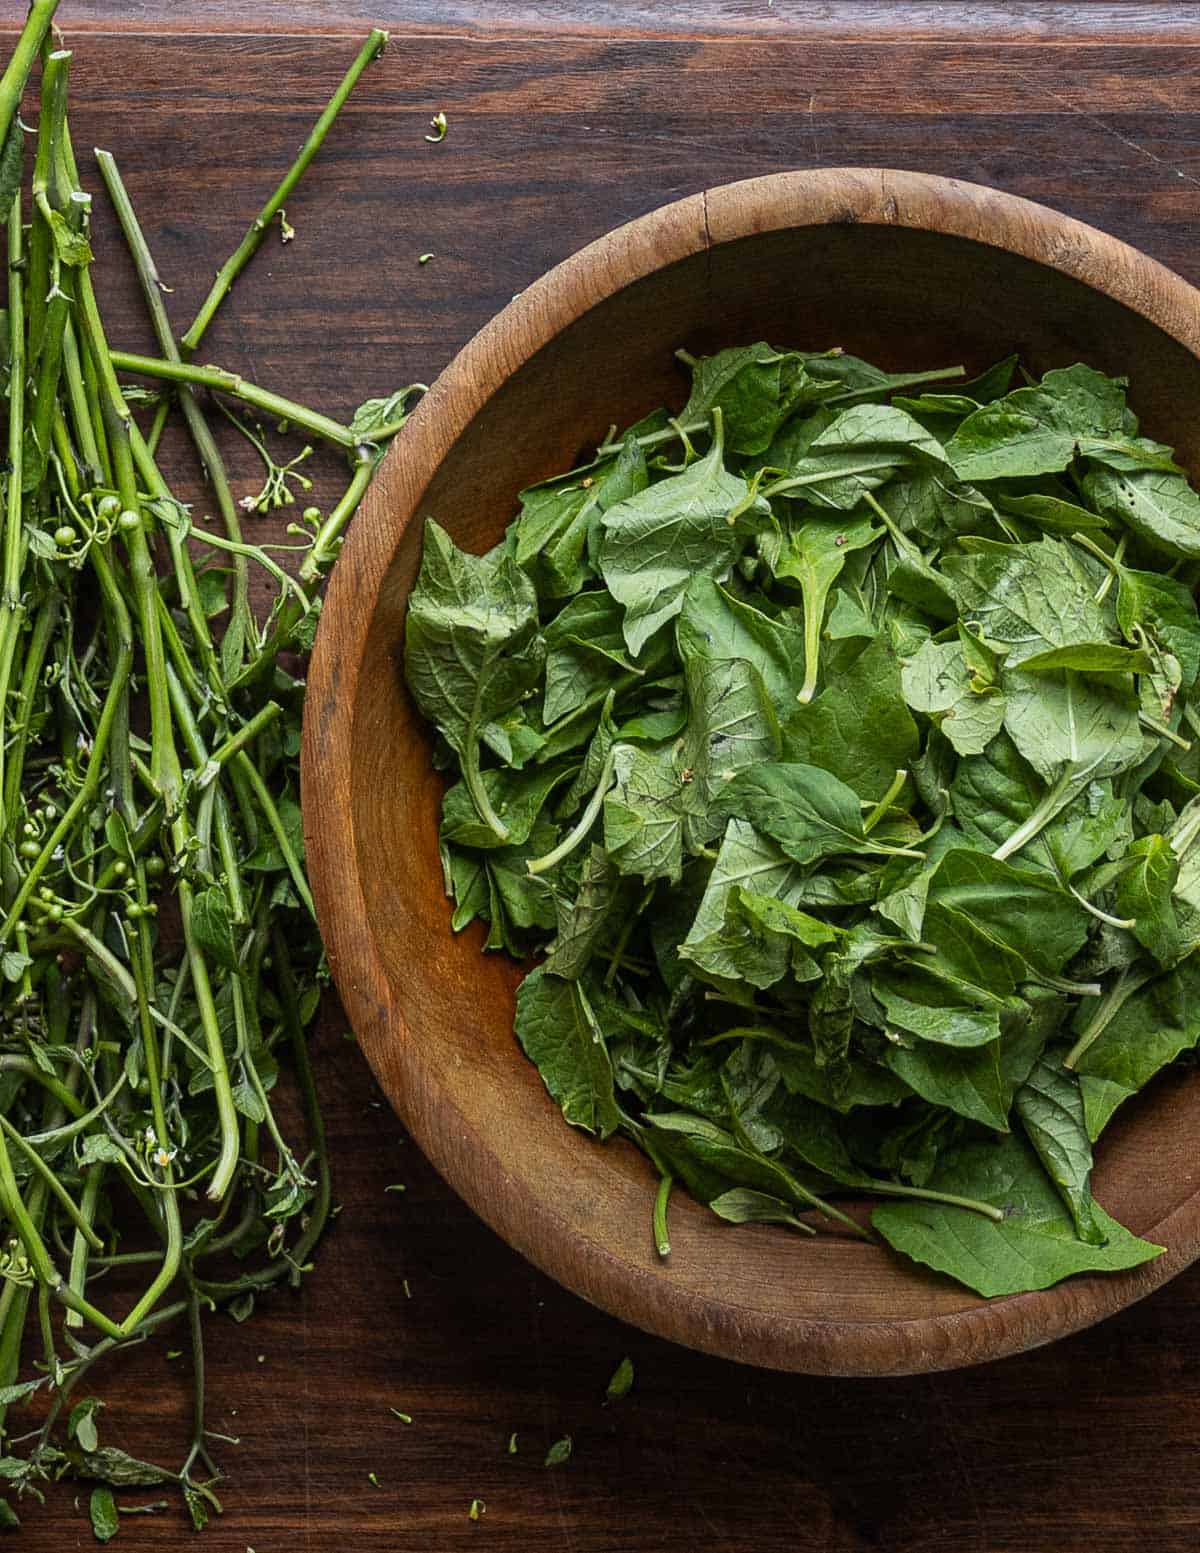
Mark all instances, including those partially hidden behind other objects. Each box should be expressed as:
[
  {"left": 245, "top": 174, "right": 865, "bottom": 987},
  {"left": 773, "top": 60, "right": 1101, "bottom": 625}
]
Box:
[{"left": 408, "top": 344, "right": 1200, "bottom": 1297}]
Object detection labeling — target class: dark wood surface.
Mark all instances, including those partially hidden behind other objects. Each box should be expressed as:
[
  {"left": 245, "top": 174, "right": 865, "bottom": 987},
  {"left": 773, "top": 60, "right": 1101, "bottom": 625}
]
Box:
[{"left": 5, "top": 2, "right": 1200, "bottom": 1546}]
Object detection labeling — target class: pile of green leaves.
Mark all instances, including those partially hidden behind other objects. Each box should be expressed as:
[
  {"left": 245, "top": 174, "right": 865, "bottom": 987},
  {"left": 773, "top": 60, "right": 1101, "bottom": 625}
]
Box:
[{"left": 406, "top": 338, "right": 1200, "bottom": 1298}]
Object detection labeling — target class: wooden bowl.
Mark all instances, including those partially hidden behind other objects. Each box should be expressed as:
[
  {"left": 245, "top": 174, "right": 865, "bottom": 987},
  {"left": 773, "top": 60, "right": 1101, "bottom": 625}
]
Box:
[{"left": 303, "top": 169, "right": 1200, "bottom": 1376}]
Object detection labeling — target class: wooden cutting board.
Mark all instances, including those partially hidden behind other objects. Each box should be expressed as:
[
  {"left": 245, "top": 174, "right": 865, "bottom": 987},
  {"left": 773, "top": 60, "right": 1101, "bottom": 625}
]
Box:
[{"left": 6, "top": 4, "right": 1200, "bottom": 1548}]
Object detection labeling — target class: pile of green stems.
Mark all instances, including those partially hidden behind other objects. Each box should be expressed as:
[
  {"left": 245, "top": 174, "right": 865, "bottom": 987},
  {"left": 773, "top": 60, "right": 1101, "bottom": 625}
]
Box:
[{"left": 0, "top": 11, "right": 408, "bottom": 1514}]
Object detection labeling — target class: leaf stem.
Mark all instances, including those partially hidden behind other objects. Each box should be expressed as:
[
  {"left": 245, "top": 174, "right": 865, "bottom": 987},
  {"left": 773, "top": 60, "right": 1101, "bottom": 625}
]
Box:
[
  {"left": 527, "top": 745, "right": 619, "bottom": 875},
  {"left": 179, "top": 28, "right": 390, "bottom": 355},
  {"left": 991, "top": 769, "right": 1075, "bottom": 863},
  {"left": 653, "top": 1173, "right": 672, "bottom": 1257},
  {"left": 110, "top": 349, "right": 364, "bottom": 451},
  {"left": 1063, "top": 965, "right": 1156, "bottom": 1070},
  {"left": 862, "top": 769, "right": 907, "bottom": 834},
  {"left": 865, "top": 1178, "right": 1005, "bottom": 1222},
  {"left": 0, "top": 0, "right": 60, "bottom": 162}
]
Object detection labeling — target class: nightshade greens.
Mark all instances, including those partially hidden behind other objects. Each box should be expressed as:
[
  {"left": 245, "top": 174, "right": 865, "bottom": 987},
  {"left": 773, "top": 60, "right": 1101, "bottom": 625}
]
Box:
[{"left": 406, "top": 341, "right": 1200, "bottom": 1298}]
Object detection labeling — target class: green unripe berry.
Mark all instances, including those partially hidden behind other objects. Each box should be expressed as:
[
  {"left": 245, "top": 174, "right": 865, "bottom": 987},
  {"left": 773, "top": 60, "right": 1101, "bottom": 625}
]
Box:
[
  {"left": 118, "top": 509, "right": 140, "bottom": 531},
  {"left": 54, "top": 525, "right": 76, "bottom": 548},
  {"left": 18, "top": 840, "right": 39, "bottom": 859},
  {"left": 47, "top": 905, "right": 63, "bottom": 923},
  {"left": 303, "top": 506, "right": 320, "bottom": 521},
  {"left": 112, "top": 860, "right": 127, "bottom": 878},
  {"left": 144, "top": 856, "right": 166, "bottom": 879},
  {"left": 96, "top": 494, "right": 121, "bottom": 519}
]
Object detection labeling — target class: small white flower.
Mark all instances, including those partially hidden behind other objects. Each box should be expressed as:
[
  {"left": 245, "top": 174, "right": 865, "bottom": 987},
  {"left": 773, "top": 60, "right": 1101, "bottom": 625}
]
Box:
[
  {"left": 153, "top": 1146, "right": 177, "bottom": 1169},
  {"left": 143, "top": 1126, "right": 156, "bottom": 1145},
  {"left": 239, "top": 495, "right": 257, "bottom": 512}
]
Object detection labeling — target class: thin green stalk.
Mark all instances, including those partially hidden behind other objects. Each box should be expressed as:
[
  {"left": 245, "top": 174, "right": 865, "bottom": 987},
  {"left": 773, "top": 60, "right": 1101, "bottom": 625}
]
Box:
[
  {"left": 1063, "top": 965, "right": 1156, "bottom": 1070},
  {"left": 297, "top": 450, "right": 374, "bottom": 584},
  {"left": 0, "top": 548, "right": 132, "bottom": 944},
  {"left": 0, "top": 0, "right": 61, "bottom": 160},
  {"left": 59, "top": 319, "right": 103, "bottom": 480},
  {"left": 64, "top": 1168, "right": 102, "bottom": 1330},
  {"left": 863, "top": 1178, "right": 1005, "bottom": 1222},
  {"left": 653, "top": 1173, "right": 672, "bottom": 1257},
  {"left": 127, "top": 418, "right": 226, "bottom": 700},
  {"left": 0, "top": 1112, "right": 103, "bottom": 1250},
  {"left": 4, "top": 594, "right": 60, "bottom": 827},
  {"left": 109, "top": 350, "right": 365, "bottom": 451},
  {"left": 991, "top": 769, "right": 1075, "bottom": 863},
  {"left": 0, "top": 191, "right": 27, "bottom": 825},
  {"left": 179, "top": 27, "right": 389, "bottom": 354},
  {"left": 863, "top": 769, "right": 908, "bottom": 835},
  {"left": 27, "top": 51, "right": 73, "bottom": 486},
  {"left": 202, "top": 701, "right": 283, "bottom": 783},
  {"left": 527, "top": 746, "right": 619, "bottom": 874},
  {"left": 97, "top": 153, "right": 249, "bottom": 683},
  {"left": 0, "top": 1121, "right": 123, "bottom": 1340},
  {"left": 163, "top": 664, "right": 247, "bottom": 923},
  {"left": 232, "top": 751, "right": 314, "bottom": 917}
]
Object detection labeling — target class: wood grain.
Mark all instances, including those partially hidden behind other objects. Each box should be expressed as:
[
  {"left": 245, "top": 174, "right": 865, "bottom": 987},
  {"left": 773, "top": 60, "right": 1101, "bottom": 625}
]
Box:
[{"left": 6, "top": 6, "right": 1200, "bottom": 1548}]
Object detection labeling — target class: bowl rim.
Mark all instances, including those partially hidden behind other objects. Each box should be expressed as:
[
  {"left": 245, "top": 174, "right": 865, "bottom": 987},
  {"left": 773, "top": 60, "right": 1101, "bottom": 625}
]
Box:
[{"left": 303, "top": 167, "right": 1200, "bottom": 1375}]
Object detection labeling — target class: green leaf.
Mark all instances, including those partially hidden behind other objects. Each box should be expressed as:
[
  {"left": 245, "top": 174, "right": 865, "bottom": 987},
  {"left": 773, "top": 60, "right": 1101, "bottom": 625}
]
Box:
[
  {"left": 1117, "top": 567, "right": 1200, "bottom": 688},
  {"left": 716, "top": 761, "right": 906, "bottom": 868},
  {"left": 781, "top": 403, "right": 950, "bottom": 510},
  {"left": 993, "top": 491, "right": 1111, "bottom": 534},
  {"left": 951, "top": 732, "right": 1128, "bottom": 881},
  {"left": 189, "top": 886, "right": 239, "bottom": 972},
  {"left": 679, "top": 655, "right": 780, "bottom": 845},
  {"left": 542, "top": 591, "right": 639, "bottom": 724},
  {"left": 679, "top": 820, "right": 808, "bottom": 960},
  {"left": 405, "top": 521, "right": 544, "bottom": 832},
  {"left": 871, "top": 974, "right": 1003, "bottom": 1048},
  {"left": 708, "top": 1188, "right": 810, "bottom": 1228},
  {"left": 1072, "top": 960, "right": 1200, "bottom": 1135},
  {"left": 599, "top": 421, "right": 768, "bottom": 654},
  {"left": 514, "top": 968, "right": 620, "bottom": 1138},
  {"left": 680, "top": 343, "right": 829, "bottom": 455},
  {"left": 0, "top": 125, "right": 23, "bottom": 225},
  {"left": 783, "top": 635, "right": 920, "bottom": 799},
  {"left": 1014, "top": 1053, "right": 1103, "bottom": 1242},
  {"left": 676, "top": 575, "right": 805, "bottom": 707},
  {"left": 69, "top": 1397, "right": 103, "bottom": 1454},
  {"left": 884, "top": 1038, "right": 1008, "bottom": 1130},
  {"left": 544, "top": 846, "right": 629, "bottom": 979},
  {"left": 761, "top": 513, "right": 878, "bottom": 701},
  {"left": 1002, "top": 667, "right": 1143, "bottom": 786},
  {"left": 945, "top": 363, "right": 1127, "bottom": 482},
  {"left": 1116, "top": 834, "right": 1181, "bottom": 966},
  {"left": 441, "top": 763, "right": 571, "bottom": 852},
  {"left": 46, "top": 208, "right": 93, "bottom": 268},
  {"left": 1082, "top": 463, "right": 1200, "bottom": 560},
  {"left": 0, "top": 1378, "right": 42, "bottom": 1406},
  {"left": 927, "top": 848, "right": 1090, "bottom": 979},
  {"left": 603, "top": 741, "right": 685, "bottom": 883},
  {"left": 89, "top": 1486, "right": 119, "bottom": 1544},
  {"left": 0, "top": 952, "right": 30, "bottom": 984},
  {"left": 900, "top": 637, "right": 1005, "bottom": 757},
  {"left": 942, "top": 537, "right": 1111, "bottom": 668},
  {"left": 1018, "top": 642, "right": 1154, "bottom": 675},
  {"left": 873, "top": 1133, "right": 1161, "bottom": 1296},
  {"left": 544, "top": 1436, "right": 573, "bottom": 1467},
  {"left": 70, "top": 1448, "right": 173, "bottom": 1487},
  {"left": 604, "top": 1357, "right": 634, "bottom": 1401}
]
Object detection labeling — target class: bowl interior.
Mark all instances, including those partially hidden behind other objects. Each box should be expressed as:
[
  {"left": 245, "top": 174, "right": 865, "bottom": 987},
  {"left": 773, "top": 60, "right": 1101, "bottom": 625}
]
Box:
[{"left": 325, "top": 213, "right": 1200, "bottom": 1371}]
